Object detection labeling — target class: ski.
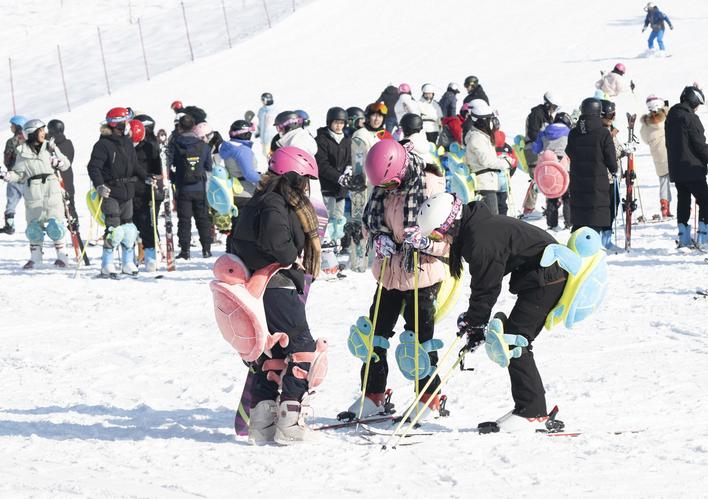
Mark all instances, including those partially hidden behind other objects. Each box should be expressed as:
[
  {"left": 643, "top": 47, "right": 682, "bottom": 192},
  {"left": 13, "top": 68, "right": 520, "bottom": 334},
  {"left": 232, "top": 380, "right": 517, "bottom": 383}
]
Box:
[
  {"left": 157, "top": 129, "right": 176, "bottom": 272},
  {"left": 623, "top": 113, "right": 639, "bottom": 251},
  {"left": 54, "top": 169, "right": 89, "bottom": 266},
  {"left": 315, "top": 414, "right": 398, "bottom": 432}
]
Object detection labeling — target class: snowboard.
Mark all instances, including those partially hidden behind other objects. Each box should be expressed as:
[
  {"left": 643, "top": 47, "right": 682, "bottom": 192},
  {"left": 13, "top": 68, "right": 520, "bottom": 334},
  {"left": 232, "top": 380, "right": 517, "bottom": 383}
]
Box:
[{"left": 347, "top": 136, "right": 370, "bottom": 272}]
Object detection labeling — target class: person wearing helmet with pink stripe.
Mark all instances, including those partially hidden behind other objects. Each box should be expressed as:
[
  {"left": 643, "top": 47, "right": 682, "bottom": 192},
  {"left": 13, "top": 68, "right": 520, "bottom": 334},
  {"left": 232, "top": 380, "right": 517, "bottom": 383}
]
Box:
[
  {"left": 343, "top": 138, "right": 448, "bottom": 418},
  {"left": 230, "top": 146, "right": 323, "bottom": 444},
  {"left": 393, "top": 83, "right": 421, "bottom": 132}
]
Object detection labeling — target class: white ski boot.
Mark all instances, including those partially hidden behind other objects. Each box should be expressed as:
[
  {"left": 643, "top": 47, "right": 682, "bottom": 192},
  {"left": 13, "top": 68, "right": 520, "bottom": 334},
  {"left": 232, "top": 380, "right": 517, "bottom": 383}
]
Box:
[
  {"left": 343, "top": 391, "right": 394, "bottom": 420},
  {"left": 54, "top": 243, "right": 69, "bottom": 268},
  {"left": 274, "top": 399, "right": 318, "bottom": 444},
  {"left": 248, "top": 400, "right": 277, "bottom": 445},
  {"left": 495, "top": 410, "right": 550, "bottom": 433},
  {"left": 23, "top": 245, "right": 43, "bottom": 270},
  {"left": 121, "top": 246, "right": 139, "bottom": 276}
]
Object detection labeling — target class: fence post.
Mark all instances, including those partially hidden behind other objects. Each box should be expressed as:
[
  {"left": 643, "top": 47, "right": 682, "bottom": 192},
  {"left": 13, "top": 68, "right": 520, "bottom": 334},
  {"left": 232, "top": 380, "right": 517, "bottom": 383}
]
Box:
[
  {"left": 96, "top": 27, "right": 112, "bottom": 95},
  {"left": 137, "top": 18, "right": 151, "bottom": 81},
  {"left": 292, "top": 0, "right": 296, "bottom": 13},
  {"left": 180, "top": 1, "right": 195, "bottom": 62},
  {"left": 261, "top": 0, "right": 272, "bottom": 28},
  {"left": 56, "top": 45, "right": 71, "bottom": 112},
  {"left": 221, "top": 0, "right": 233, "bottom": 49},
  {"left": 8, "top": 58, "right": 16, "bottom": 115}
]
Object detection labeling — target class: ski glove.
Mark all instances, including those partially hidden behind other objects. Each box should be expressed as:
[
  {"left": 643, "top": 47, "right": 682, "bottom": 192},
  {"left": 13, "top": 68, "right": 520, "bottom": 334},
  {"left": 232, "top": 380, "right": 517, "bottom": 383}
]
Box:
[
  {"left": 96, "top": 184, "right": 111, "bottom": 198},
  {"left": 456, "top": 313, "right": 486, "bottom": 352},
  {"left": 373, "top": 233, "right": 397, "bottom": 260},
  {"left": 144, "top": 175, "right": 158, "bottom": 186},
  {"left": 403, "top": 226, "right": 432, "bottom": 252},
  {"left": 338, "top": 166, "right": 353, "bottom": 187},
  {"left": 50, "top": 155, "right": 64, "bottom": 171}
]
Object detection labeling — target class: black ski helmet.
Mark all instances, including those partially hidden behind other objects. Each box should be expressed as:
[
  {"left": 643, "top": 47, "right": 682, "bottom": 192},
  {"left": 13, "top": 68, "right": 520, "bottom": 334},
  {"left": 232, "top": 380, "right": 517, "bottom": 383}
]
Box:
[
  {"left": 346, "top": 106, "right": 365, "bottom": 122},
  {"left": 680, "top": 85, "right": 705, "bottom": 108},
  {"left": 399, "top": 113, "right": 423, "bottom": 136},
  {"left": 229, "top": 119, "right": 253, "bottom": 139},
  {"left": 326, "top": 107, "right": 348, "bottom": 126},
  {"left": 600, "top": 99, "right": 616, "bottom": 119},
  {"left": 133, "top": 114, "right": 156, "bottom": 133},
  {"left": 261, "top": 92, "right": 274, "bottom": 105},
  {"left": 580, "top": 97, "right": 602, "bottom": 117},
  {"left": 47, "top": 119, "right": 64, "bottom": 135},
  {"left": 553, "top": 112, "right": 573, "bottom": 128},
  {"left": 274, "top": 111, "right": 302, "bottom": 133}
]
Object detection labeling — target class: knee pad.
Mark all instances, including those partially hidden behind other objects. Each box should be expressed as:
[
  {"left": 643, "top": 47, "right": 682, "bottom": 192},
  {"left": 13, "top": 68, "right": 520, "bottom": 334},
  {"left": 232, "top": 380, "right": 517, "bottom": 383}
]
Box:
[
  {"left": 120, "top": 223, "right": 139, "bottom": 248},
  {"left": 105, "top": 225, "right": 125, "bottom": 249},
  {"left": 45, "top": 218, "right": 66, "bottom": 241},
  {"left": 25, "top": 220, "right": 45, "bottom": 244},
  {"left": 348, "top": 316, "right": 390, "bottom": 363},
  {"left": 265, "top": 339, "right": 329, "bottom": 390},
  {"left": 395, "top": 330, "right": 443, "bottom": 381}
]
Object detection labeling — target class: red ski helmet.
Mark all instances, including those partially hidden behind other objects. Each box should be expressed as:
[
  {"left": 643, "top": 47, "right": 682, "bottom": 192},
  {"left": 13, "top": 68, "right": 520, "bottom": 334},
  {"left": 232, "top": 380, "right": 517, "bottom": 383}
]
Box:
[
  {"left": 613, "top": 63, "right": 626, "bottom": 76},
  {"left": 129, "top": 119, "right": 145, "bottom": 144},
  {"left": 171, "top": 100, "right": 184, "bottom": 112},
  {"left": 268, "top": 146, "right": 318, "bottom": 179}
]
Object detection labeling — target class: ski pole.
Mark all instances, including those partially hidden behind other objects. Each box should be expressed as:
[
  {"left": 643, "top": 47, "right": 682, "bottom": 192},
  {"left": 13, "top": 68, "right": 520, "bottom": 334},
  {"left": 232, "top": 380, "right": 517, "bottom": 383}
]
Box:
[
  {"left": 356, "top": 256, "right": 388, "bottom": 425},
  {"left": 413, "top": 250, "right": 420, "bottom": 399},
  {"left": 613, "top": 176, "right": 620, "bottom": 246},
  {"left": 634, "top": 175, "right": 646, "bottom": 222},
  {"left": 381, "top": 334, "right": 465, "bottom": 449},
  {"left": 150, "top": 183, "right": 163, "bottom": 260},
  {"left": 74, "top": 197, "right": 102, "bottom": 279},
  {"left": 505, "top": 170, "right": 517, "bottom": 217}
]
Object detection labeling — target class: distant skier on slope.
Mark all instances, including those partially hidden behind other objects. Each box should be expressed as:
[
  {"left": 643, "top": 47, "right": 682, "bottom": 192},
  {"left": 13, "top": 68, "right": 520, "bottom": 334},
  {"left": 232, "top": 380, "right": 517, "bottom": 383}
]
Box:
[{"left": 642, "top": 3, "right": 673, "bottom": 56}]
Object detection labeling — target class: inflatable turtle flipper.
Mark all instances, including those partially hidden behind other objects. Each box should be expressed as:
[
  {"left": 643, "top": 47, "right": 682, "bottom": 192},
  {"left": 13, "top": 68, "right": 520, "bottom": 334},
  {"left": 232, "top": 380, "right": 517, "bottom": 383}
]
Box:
[
  {"left": 347, "top": 316, "right": 390, "bottom": 363},
  {"left": 541, "top": 244, "right": 582, "bottom": 275},
  {"left": 395, "top": 331, "right": 443, "bottom": 381},
  {"left": 484, "top": 318, "right": 529, "bottom": 369}
]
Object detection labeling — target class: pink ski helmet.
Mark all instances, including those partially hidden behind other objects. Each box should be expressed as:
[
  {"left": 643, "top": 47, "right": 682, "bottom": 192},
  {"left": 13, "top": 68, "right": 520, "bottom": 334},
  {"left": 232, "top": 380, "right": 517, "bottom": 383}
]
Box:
[
  {"left": 613, "top": 63, "right": 626, "bottom": 75},
  {"left": 365, "top": 139, "right": 408, "bottom": 189},
  {"left": 269, "top": 146, "right": 318, "bottom": 179},
  {"left": 398, "top": 83, "right": 411, "bottom": 94}
]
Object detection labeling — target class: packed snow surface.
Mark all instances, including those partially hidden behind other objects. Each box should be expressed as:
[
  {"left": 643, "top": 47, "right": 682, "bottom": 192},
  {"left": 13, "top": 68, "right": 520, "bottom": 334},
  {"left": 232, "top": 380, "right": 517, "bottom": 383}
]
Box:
[{"left": 1, "top": 0, "right": 707, "bottom": 497}]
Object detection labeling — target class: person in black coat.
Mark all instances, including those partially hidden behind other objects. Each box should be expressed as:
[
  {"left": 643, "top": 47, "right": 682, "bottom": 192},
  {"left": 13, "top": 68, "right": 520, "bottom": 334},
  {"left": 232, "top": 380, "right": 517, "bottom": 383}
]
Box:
[
  {"left": 665, "top": 85, "right": 708, "bottom": 248},
  {"left": 414, "top": 195, "right": 567, "bottom": 430},
  {"left": 167, "top": 114, "right": 213, "bottom": 259},
  {"left": 566, "top": 98, "right": 618, "bottom": 234},
  {"left": 231, "top": 149, "right": 322, "bottom": 443},
  {"left": 376, "top": 85, "right": 399, "bottom": 132},
  {"left": 46, "top": 120, "right": 77, "bottom": 222},
  {"left": 314, "top": 107, "right": 351, "bottom": 246},
  {"left": 462, "top": 76, "right": 490, "bottom": 105},
  {"left": 438, "top": 83, "right": 460, "bottom": 118}
]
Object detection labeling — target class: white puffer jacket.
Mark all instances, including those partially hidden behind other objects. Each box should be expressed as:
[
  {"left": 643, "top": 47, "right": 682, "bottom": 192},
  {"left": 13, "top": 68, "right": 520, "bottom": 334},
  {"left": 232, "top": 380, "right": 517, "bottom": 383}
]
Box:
[
  {"left": 418, "top": 98, "right": 442, "bottom": 134},
  {"left": 7, "top": 142, "right": 70, "bottom": 224},
  {"left": 639, "top": 109, "right": 669, "bottom": 177},
  {"left": 595, "top": 72, "right": 625, "bottom": 98},
  {"left": 407, "top": 130, "right": 435, "bottom": 165},
  {"left": 394, "top": 94, "right": 421, "bottom": 124},
  {"left": 464, "top": 127, "right": 508, "bottom": 192}
]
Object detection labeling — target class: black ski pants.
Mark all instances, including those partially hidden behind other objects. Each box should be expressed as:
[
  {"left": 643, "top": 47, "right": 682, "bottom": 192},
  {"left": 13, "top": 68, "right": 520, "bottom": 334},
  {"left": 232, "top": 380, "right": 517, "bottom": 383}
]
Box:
[
  {"left": 361, "top": 283, "right": 441, "bottom": 395},
  {"left": 250, "top": 288, "right": 316, "bottom": 406},
  {"left": 546, "top": 191, "right": 571, "bottom": 228},
  {"left": 175, "top": 188, "right": 212, "bottom": 249},
  {"left": 675, "top": 179, "right": 708, "bottom": 225},
  {"left": 506, "top": 280, "right": 566, "bottom": 418},
  {"left": 101, "top": 197, "right": 133, "bottom": 232}
]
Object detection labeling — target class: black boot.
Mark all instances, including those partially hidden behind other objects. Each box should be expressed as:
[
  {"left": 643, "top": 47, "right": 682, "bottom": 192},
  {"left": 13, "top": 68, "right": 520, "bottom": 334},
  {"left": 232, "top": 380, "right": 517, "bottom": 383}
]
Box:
[
  {"left": 1, "top": 214, "right": 15, "bottom": 235},
  {"left": 176, "top": 248, "right": 190, "bottom": 260},
  {"left": 202, "top": 246, "right": 212, "bottom": 258}
]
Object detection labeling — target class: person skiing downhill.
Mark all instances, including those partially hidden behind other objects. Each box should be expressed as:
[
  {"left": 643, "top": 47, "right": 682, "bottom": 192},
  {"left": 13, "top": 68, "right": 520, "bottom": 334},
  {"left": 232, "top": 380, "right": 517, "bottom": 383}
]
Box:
[
  {"left": 595, "top": 64, "right": 627, "bottom": 99},
  {"left": 0, "top": 119, "right": 71, "bottom": 269},
  {"left": 230, "top": 146, "right": 323, "bottom": 444},
  {"left": 2, "top": 115, "right": 28, "bottom": 235},
  {"left": 665, "top": 85, "right": 708, "bottom": 250},
  {"left": 414, "top": 192, "right": 568, "bottom": 432},
  {"left": 346, "top": 138, "right": 449, "bottom": 418},
  {"left": 642, "top": 3, "right": 673, "bottom": 55},
  {"left": 639, "top": 96, "right": 673, "bottom": 219}
]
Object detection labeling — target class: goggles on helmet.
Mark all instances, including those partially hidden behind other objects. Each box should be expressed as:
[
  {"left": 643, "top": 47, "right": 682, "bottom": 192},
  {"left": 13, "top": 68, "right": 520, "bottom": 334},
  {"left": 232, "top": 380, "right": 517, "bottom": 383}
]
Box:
[{"left": 429, "top": 196, "right": 463, "bottom": 241}]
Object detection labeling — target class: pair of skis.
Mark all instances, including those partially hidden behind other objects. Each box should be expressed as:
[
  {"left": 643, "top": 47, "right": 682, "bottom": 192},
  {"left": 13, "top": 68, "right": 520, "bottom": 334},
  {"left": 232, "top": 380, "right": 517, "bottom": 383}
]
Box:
[
  {"left": 157, "top": 130, "right": 176, "bottom": 272},
  {"left": 623, "top": 113, "right": 639, "bottom": 251}
]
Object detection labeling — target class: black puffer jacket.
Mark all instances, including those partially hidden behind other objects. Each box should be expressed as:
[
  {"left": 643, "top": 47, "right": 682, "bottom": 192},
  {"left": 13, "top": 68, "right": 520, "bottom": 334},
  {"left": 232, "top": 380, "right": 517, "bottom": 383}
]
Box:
[
  {"left": 87, "top": 127, "right": 144, "bottom": 202},
  {"left": 525, "top": 104, "right": 553, "bottom": 142},
  {"left": 314, "top": 127, "right": 351, "bottom": 199},
  {"left": 48, "top": 131, "right": 76, "bottom": 196},
  {"left": 665, "top": 102, "right": 708, "bottom": 183},
  {"left": 454, "top": 202, "right": 566, "bottom": 326},
  {"left": 135, "top": 135, "right": 165, "bottom": 201},
  {"left": 438, "top": 90, "right": 458, "bottom": 118},
  {"left": 232, "top": 181, "right": 306, "bottom": 292},
  {"left": 463, "top": 85, "right": 490, "bottom": 105},
  {"left": 376, "top": 86, "right": 399, "bottom": 115},
  {"left": 565, "top": 115, "right": 618, "bottom": 228}
]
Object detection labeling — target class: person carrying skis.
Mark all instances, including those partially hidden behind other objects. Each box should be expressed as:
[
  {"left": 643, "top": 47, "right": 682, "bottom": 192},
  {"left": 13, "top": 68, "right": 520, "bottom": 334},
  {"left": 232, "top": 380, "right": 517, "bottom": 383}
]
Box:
[
  {"left": 346, "top": 138, "right": 448, "bottom": 418},
  {"left": 438, "top": 82, "right": 461, "bottom": 118},
  {"left": 88, "top": 107, "right": 145, "bottom": 277},
  {"left": 665, "top": 85, "right": 708, "bottom": 249},
  {"left": 639, "top": 95, "right": 673, "bottom": 219},
  {"left": 168, "top": 113, "right": 213, "bottom": 260},
  {"left": 2, "top": 115, "right": 27, "bottom": 235},
  {"left": 533, "top": 112, "right": 572, "bottom": 230},
  {"left": 231, "top": 146, "right": 322, "bottom": 444},
  {"left": 521, "top": 92, "right": 559, "bottom": 217},
  {"left": 0, "top": 119, "right": 71, "bottom": 269},
  {"left": 464, "top": 100, "right": 512, "bottom": 215},
  {"left": 642, "top": 3, "right": 673, "bottom": 55},
  {"left": 414, "top": 192, "right": 568, "bottom": 431},
  {"left": 418, "top": 84, "right": 443, "bottom": 144},
  {"left": 565, "top": 98, "right": 619, "bottom": 239},
  {"left": 256, "top": 92, "right": 277, "bottom": 157},
  {"left": 462, "top": 75, "right": 489, "bottom": 105}
]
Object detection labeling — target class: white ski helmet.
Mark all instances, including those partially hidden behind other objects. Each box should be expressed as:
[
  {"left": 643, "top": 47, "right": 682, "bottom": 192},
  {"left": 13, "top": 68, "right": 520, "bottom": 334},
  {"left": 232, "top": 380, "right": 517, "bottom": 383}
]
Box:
[
  {"left": 421, "top": 83, "right": 435, "bottom": 95},
  {"left": 447, "top": 82, "right": 460, "bottom": 93},
  {"left": 543, "top": 91, "right": 560, "bottom": 107},
  {"left": 646, "top": 95, "right": 664, "bottom": 113},
  {"left": 22, "top": 118, "right": 46, "bottom": 140},
  {"left": 468, "top": 99, "right": 494, "bottom": 121},
  {"left": 417, "top": 192, "right": 463, "bottom": 237}
]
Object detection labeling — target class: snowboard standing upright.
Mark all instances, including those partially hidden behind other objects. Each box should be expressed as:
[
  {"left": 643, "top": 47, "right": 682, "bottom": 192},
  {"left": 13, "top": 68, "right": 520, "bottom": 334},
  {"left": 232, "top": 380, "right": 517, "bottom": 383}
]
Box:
[
  {"left": 346, "top": 137, "right": 369, "bottom": 272},
  {"left": 623, "top": 113, "right": 638, "bottom": 251},
  {"left": 157, "top": 129, "right": 176, "bottom": 271}
]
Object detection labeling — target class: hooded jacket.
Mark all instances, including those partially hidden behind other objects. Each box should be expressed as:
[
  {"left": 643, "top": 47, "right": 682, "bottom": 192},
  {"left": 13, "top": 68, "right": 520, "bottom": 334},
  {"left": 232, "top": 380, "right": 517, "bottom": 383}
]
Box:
[
  {"left": 438, "top": 89, "right": 458, "bottom": 118},
  {"left": 168, "top": 131, "right": 213, "bottom": 192},
  {"left": 639, "top": 108, "right": 669, "bottom": 177},
  {"left": 665, "top": 102, "right": 708, "bottom": 183},
  {"left": 87, "top": 126, "right": 144, "bottom": 202},
  {"left": 532, "top": 123, "right": 570, "bottom": 158},
  {"left": 314, "top": 126, "right": 351, "bottom": 199}
]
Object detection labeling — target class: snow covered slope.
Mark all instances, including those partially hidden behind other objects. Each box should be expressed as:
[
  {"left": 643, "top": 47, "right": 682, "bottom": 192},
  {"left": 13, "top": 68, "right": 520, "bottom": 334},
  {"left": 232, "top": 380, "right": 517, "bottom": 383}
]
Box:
[{"left": 1, "top": 0, "right": 708, "bottom": 497}]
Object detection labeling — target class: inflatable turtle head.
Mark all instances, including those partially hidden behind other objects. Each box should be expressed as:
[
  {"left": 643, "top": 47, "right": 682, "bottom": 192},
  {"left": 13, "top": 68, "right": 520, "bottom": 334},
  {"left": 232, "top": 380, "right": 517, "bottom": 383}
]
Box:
[
  {"left": 212, "top": 164, "right": 229, "bottom": 180},
  {"left": 567, "top": 227, "right": 602, "bottom": 257}
]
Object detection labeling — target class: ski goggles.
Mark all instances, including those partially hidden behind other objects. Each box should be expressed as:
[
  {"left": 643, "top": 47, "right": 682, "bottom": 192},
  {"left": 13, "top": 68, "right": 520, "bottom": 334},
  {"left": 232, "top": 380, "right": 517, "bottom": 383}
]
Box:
[
  {"left": 378, "top": 178, "right": 401, "bottom": 190},
  {"left": 276, "top": 117, "right": 302, "bottom": 133},
  {"left": 429, "top": 196, "right": 463, "bottom": 241},
  {"left": 230, "top": 123, "right": 256, "bottom": 137},
  {"left": 367, "top": 102, "right": 388, "bottom": 116}
]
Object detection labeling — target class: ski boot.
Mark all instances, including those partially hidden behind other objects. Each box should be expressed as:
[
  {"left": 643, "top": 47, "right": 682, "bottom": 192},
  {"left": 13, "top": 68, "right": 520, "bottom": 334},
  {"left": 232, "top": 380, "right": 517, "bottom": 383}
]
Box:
[
  {"left": 202, "top": 245, "right": 212, "bottom": 258},
  {"left": 54, "top": 243, "right": 69, "bottom": 268},
  {"left": 248, "top": 400, "right": 277, "bottom": 445},
  {"left": 697, "top": 221, "right": 708, "bottom": 251},
  {"left": 23, "top": 245, "right": 43, "bottom": 270},
  {"left": 410, "top": 392, "right": 447, "bottom": 422},
  {"left": 1, "top": 214, "right": 15, "bottom": 235},
  {"left": 144, "top": 247, "right": 157, "bottom": 272},
  {"left": 176, "top": 248, "right": 190, "bottom": 260},
  {"left": 601, "top": 229, "right": 622, "bottom": 254},
  {"left": 660, "top": 199, "right": 673, "bottom": 220},
  {"left": 274, "top": 398, "right": 318, "bottom": 444},
  {"left": 121, "top": 246, "right": 139, "bottom": 276},
  {"left": 677, "top": 223, "right": 692, "bottom": 248},
  {"left": 340, "top": 390, "right": 394, "bottom": 421},
  {"left": 100, "top": 248, "right": 118, "bottom": 279}
]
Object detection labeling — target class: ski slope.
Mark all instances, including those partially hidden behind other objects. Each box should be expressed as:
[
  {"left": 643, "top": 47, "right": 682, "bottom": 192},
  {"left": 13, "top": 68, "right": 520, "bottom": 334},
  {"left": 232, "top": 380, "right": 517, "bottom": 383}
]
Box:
[{"left": 1, "top": 0, "right": 708, "bottom": 497}]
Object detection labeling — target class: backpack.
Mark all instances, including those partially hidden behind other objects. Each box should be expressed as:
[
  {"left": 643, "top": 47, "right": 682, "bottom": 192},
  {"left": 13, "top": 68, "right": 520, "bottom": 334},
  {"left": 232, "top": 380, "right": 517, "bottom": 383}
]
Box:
[{"left": 174, "top": 140, "right": 206, "bottom": 185}]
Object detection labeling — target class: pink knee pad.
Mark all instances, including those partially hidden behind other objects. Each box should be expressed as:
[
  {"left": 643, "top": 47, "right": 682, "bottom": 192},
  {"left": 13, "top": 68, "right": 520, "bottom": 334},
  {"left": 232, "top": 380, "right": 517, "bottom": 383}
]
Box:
[
  {"left": 264, "top": 339, "right": 329, "bottom": 390},
  {"left": 210, "top": 254, "right": 289, "bottom": 362}
]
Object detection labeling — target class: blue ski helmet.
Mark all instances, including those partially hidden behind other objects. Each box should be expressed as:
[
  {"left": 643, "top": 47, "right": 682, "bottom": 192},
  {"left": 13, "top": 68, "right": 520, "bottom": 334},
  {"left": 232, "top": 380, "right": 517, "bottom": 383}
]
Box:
[{"left": 10, "top": 115, "right": 27, "bottom": 128}]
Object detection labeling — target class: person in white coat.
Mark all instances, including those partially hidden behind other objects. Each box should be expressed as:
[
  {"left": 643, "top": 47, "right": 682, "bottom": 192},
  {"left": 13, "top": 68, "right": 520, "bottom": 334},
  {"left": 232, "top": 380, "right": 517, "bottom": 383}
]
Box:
[
  {"left": 463, "top": 100, "right": 511, "bottom": 215},
  {"left": 640, "top": 95, "right": 673, "bottom": 218},
  {"left": 394, "top": 83, "right": 421, "bottom": 131},
  {"left": 595, "top": 63, "right": 627, "bottom": 98},
  {"left": 0, "top": 119, "right": 71, "bottom": 269},
  {"left": 418, "top": 83, "right": 443, "bottom": 144},
  {"left": 256, "top": 92, "right": 277, "bottom": 157}
]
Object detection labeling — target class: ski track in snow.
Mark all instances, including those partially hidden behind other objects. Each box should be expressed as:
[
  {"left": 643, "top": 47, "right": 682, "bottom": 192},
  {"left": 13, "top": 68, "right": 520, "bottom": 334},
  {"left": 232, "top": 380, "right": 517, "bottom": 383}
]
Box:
[{"left": 2, "top": 0, "right": 708, "bottom": 497}]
